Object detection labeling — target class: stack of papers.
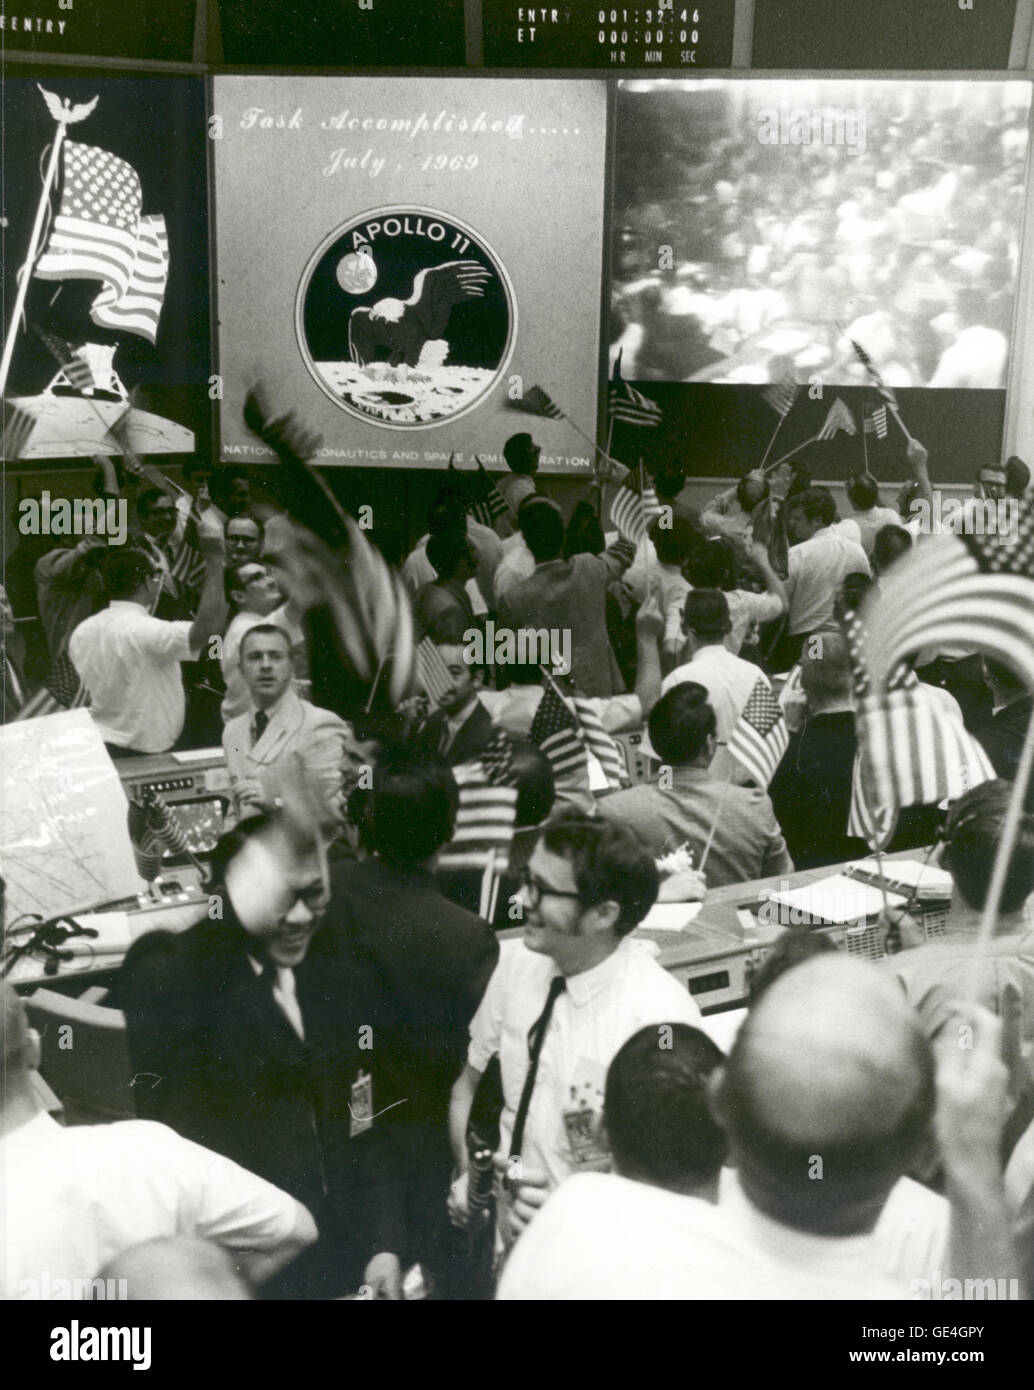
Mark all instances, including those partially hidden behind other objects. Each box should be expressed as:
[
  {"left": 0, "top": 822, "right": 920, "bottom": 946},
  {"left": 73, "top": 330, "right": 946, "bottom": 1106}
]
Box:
[
  {"left": 763, "top": 874, "right": 906, "bottom": 927},
  {"left": 849, "top": 859, "right": 953, "bottom": 899}
]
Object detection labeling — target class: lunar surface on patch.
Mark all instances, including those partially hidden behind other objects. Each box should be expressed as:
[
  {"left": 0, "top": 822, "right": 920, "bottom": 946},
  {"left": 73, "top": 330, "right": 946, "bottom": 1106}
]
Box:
[{"left": 314, "top": 360, "right": 495, "bottom": 425}]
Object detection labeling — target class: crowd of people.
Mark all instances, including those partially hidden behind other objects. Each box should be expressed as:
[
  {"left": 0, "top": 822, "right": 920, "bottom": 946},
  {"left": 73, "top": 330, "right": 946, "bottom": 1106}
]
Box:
[
  {"left": 2, "top": 420, "right": 1034, "bottom": 1303},
  {"left": 610, "top": 83, "right": 1028, "bottom": 386}
]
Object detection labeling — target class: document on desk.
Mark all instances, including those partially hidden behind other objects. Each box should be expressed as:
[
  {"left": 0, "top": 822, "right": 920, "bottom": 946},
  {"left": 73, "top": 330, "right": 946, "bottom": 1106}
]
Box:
[
  {"left": 638, "top": 902, "right": 705, "bottom": 933},
  {"left": 764, "top": 874, "right": 906, "bottom": 926}
]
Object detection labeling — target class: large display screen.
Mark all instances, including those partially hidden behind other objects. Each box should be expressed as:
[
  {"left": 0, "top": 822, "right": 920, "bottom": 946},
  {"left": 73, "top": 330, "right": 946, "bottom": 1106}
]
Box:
[
  {"left": 609, "top": 80, "right": 1032, "bottom": 391},
  {"left": 214, "top": 77, "right": 607, "bottom": 472}
]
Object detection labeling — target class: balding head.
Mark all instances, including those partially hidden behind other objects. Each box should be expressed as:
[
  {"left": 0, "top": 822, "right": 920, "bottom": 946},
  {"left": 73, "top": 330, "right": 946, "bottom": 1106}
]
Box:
[{"left": 715, "top": 956, "right": 934, "bottom": 1235}]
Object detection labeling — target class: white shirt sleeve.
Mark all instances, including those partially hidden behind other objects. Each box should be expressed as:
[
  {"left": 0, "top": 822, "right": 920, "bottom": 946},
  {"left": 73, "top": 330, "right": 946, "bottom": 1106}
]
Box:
[
  {"left": 467, "top": 944, "right": 512, "bottom": 1074},
  {"left": 154, "top": 1126, "right": 301, "bottom": 1249},
  {"left": 137, "top": 616, "right": 197, "bottom": 661}
]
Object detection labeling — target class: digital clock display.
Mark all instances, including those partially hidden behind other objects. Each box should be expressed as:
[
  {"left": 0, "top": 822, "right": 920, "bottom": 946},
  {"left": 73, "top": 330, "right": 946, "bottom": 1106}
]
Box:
[{"left": 483, "top": 2, "right": 735, "bottom": 68}]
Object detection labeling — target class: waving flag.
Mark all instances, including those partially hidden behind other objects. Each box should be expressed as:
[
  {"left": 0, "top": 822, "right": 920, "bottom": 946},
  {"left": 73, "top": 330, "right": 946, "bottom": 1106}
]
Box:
[
  {"left": 861, "top": 509, "right": 1034, "bottom": 695},
  {"left": 505, "top": 385, "right": 564, "bottom": 420},
  {"left": 416, "top": 636, "right": 454, "bottom": 707},
  {"left": 437, "top": 756, "right": 519, "bottom": 873},
  {"left": 90, "top": 213, "right": 169, "bottom": 344},
  {"left": 864, "top": 405, "right": 888, "bottom": 439},
  {"left": 610, "top": 472, "right": 662, "bottom": 546},
  {"left": 762, "top": 373, "right": 798, "bottom": 418},
  {"left": 570, "top": 697, "right": 627, "bottom": 790},
  {"left": 609, "top": 379, "right": 662, "bottom": 428},
  {"left": 35, "top": 142, "right": 143, "bottom": 299},
  {"left": 848, "top": 336, "right": 900, "bottom": 409},
  {"left": 727, "top": 678, "right": 789, "bottom": 789},
  {"left": 529, "top": 684, "right": 589, "bottom": 785},
  {"left": 817, "top": 398, "right": 857, "bottom": 441},
  {"left": 843, "top": 609, "right": 995, "bottom": 849},
  {"left": 467, "top": 462, "right": 513, "bottom": 529}
]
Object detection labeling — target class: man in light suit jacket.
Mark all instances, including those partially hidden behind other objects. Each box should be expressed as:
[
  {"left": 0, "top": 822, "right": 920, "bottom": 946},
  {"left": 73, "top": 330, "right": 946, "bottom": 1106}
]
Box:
[{"left": 222, "top": 623, "right": 351, "bottom": 827}]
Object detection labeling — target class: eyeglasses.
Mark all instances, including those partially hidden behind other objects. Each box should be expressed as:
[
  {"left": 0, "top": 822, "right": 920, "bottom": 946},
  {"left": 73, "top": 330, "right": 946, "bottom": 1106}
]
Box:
[{"left": 518, "top": 868, "right": 583, "bottom": 912}]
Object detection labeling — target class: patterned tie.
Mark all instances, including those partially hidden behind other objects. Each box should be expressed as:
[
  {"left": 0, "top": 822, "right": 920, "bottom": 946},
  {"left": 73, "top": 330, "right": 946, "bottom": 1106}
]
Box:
[
  {"left": 509, "top": 975, "right": 567, "bottom": 1160},
  {"left": 253, "top": 709, "right": 269, "bottom": 746}
]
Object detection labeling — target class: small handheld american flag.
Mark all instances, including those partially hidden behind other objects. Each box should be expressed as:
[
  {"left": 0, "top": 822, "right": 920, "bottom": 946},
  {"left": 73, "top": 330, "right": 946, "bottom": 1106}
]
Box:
[
  {"left": 529, "top": 684, "right": 589, "bottom": 787},
  {"left": 609, "top": 471, "right": 662, "bottom": 546},
  {"left": 864, "top": 405, "right": 888, "bottom": 439},
  {"left": 726, "top": 678, "right": 789, "bottom": 789}
]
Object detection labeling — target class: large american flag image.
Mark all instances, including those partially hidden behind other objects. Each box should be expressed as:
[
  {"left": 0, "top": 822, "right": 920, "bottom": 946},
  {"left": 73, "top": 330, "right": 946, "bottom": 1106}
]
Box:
[
  {"left": 35, "top": 142, "right": 143, "bottom": 298},
  {"left": 34, "top": 142, "right": 168, "bottom": 343}
]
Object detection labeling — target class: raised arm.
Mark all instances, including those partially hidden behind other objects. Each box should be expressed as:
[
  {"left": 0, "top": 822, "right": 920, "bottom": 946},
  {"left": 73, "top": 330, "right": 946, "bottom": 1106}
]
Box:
[{"left": 188, "top": 510, "right": 229, "bottom": 653}]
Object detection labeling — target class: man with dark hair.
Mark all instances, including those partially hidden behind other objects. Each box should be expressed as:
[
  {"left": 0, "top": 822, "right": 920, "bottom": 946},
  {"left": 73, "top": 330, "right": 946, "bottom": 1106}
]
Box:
[
  {"left": 499, "top": 432, "right": 541, "bottom": 513},
  {"left": 663, "top": 589, "right": 770, "bottom": 779},
  {"left": 498, "top": 501, "right": 635, "bottom": 696},
  {"left": 681, "top": 538, "right": 786, "bottom": 659},
  {"left": 449, "top": 810, "right": 706, "bottom": 1247},
  {"left": 1005, "top": 455, "right": 1031, "bottom": 502},
  {"left": 774, "top": 486, "right": 870, "bottom": 669},
  {"left": 843, "top": 473, "right": 902, "bottom": 556},
  {"left": 120, "top": 810, "right": 405, "bottom": 1298},
  {"left": 225, "top": 513, "right": 265, "bottom": 567},
  {"left": 413, "top": 531, "right": 477, "bottom": 640},
  {"left": 134, "top": 488, "right": 189, "bottom": 618},
  {"left": 222, "top": 624, "right": 352, "bottom": 828},
  {"left": 769, "top": 629, "right": 868, "bottom": 869},
  {"left": 497, "top": 1024, "right": 727, "bottom": 1298},
  {"left": 415, "top": 639, "right": 494, "bottom": 765},
  {"left": 69, "top": 517, "right": 226, "bottom": 756},
  {"left": 700, "top": 469, "right": 769, "bottom": 545},
  {"left": 872, "top": 523, "right": 913, "bottom": 577},
  {"left": 598, "top": 682, "right": 792, "bottom": 886},
  {"left": 978, "top": 658, "right": 1034, "bottom": 795},
  {"left": 493, "top": 495, "right": 559, "bottom": 601},
  {"left": 221, "top": 561, "right": 305, "bottom": 722},
  {"left": 402, "top": 489, "right": 502, "bottom": 613},
  {"left": 327, "top": 751, "right": 499, "bottom": 1292}
]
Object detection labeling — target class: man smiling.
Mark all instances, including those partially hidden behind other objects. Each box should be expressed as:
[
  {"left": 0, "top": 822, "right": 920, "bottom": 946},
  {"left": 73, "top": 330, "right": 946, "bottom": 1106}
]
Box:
[
  {"left": 120, "top": 810, "right": 404, "bottom": 1296},
  {"left": 448, "top": 811, "right": 706, "bottom": 1247}
]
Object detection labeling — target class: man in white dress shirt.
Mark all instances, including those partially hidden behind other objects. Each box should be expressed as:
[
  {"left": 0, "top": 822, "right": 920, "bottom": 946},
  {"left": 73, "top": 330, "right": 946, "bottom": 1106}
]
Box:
[
  {"left": 1, "top": 984, "right": 316, "bottom": 1300},
  {"left": 448, "top": 811, "right": 706, "bottom": 1247},
  {"left": 69, "top": 516, "right": 226, "bottom": 755}
]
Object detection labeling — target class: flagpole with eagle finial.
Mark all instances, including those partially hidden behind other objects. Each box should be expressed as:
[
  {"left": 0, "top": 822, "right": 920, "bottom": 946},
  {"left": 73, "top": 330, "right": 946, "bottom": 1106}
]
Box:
[{"left": 0, "top": 86, "right": 99, "bottom": 401}]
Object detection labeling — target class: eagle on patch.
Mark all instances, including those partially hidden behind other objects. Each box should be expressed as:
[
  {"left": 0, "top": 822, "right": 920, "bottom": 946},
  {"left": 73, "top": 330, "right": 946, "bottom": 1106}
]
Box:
[{"left": 347, "top": 259, "right": 491, "bottom": 369}]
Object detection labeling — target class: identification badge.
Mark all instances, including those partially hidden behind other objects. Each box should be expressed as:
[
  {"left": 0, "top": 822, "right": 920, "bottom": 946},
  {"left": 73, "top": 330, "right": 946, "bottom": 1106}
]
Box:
[
  {"left": 349, "top": 1071, "right": 373, "bottom": 1137},
  {"left": 561, "top": 1107, "right": 610, "bottom": 1170}
]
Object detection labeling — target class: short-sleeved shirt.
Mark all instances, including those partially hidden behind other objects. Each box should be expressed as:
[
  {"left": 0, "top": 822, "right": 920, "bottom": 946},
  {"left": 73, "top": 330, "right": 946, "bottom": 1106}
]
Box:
[
  {"left": 69, "top": 601, "right": 197, "bottom": 752},
  {"left": 785, "top": 528, "right": 871, "bottom": 636},
  {"left": 497, "top": 1170, "right": 908, "bottom": 1300},
  {"left": 468, "top": 937, "right": 704, "bottom": 1193},
  {"left": 3, "top": 1111, "right": 298, "bottom": 1300}
]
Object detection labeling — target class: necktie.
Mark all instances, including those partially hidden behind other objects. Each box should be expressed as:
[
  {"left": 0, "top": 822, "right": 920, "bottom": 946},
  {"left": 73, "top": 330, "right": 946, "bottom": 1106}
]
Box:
[
  {"left": 253, "top": 709, "right": 269, "bottom": 745},
  {"left": 509, "top": 975, "right": 566, "bottom": 1159}
]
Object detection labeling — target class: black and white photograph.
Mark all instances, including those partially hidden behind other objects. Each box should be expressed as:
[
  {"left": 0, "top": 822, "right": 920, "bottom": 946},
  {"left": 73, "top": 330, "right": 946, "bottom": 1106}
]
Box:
[{"left": 2, "top": 0, "right": 1034, "bottom": 1353}]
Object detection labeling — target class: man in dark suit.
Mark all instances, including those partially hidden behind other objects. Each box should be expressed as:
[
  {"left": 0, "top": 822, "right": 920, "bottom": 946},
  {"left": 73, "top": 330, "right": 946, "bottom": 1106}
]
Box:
[
  {"left": 119, "top": 811, "right": 406, "bottom": 1298},
  {"left": 978, "top": 658, "right": 1034, "bottom": 806},
  {"left": 328, "top": 750, "right": 499, "bottom": 1294},
  {"left": 416, "top": 639, "right": 495, "bottom": 765},
  {"left": 769, "top": 629, "right": 869, "bottom": 869}
]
